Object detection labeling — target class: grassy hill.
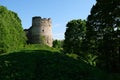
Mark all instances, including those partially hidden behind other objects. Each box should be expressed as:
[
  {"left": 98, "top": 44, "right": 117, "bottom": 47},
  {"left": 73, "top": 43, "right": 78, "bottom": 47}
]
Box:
[{"left": 0, "top": 45, "right": 115, "bottom": 80}]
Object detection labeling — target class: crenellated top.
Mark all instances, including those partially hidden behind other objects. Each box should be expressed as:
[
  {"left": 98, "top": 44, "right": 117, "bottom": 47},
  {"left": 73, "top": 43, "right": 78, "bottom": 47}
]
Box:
[
  {"left": 32, "top": 16, "right": 51, "bottom": 27},
  {"left": 32, "top": 16, "right": 51, "bottom": 22}
]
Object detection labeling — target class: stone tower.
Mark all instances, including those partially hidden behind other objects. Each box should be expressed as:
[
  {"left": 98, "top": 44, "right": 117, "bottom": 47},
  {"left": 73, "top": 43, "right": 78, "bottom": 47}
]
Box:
[{"left": 26, "top": 16, "right": 53, "bottom": 47}]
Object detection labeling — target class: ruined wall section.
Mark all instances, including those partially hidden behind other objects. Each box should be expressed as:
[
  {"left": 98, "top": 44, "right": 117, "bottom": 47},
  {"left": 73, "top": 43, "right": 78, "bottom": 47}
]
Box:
[{"left": 27, "top": 16, "right": 53, "bottom": 47}]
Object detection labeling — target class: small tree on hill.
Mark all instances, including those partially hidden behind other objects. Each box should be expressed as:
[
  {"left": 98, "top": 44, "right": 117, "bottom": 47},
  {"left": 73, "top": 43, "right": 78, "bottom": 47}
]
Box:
[{"left": 53, "top": 39, "right": 63, "bottom": 49}]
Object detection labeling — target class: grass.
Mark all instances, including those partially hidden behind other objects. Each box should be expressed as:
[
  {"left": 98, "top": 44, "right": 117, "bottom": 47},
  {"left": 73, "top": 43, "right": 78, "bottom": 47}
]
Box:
[{"left": 0, "top": 44, "right": 119, "bottom": 80}]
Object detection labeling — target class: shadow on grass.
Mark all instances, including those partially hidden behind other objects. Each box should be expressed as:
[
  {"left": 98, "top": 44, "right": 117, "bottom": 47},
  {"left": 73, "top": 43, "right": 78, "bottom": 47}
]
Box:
[{"left": 0, "top": 50, "right": 106, "bottom": 80}]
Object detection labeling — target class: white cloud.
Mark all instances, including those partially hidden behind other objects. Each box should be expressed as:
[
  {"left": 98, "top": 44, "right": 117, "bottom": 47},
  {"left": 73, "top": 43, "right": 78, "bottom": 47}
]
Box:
[
  {"left": 53, "top": 33, "right": 64, "bottom": 40},
  {"left": 53, "top": 23, "right": 62, "bottom": 28},
  {"left": 52, "top": 23, "right": 65, "bottom": 40}
]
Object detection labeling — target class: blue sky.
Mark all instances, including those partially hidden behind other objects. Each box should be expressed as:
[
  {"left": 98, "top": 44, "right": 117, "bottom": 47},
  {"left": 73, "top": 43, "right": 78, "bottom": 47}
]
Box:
[{"left": 0, "top": 0, "right": 96, "bottom": 40}]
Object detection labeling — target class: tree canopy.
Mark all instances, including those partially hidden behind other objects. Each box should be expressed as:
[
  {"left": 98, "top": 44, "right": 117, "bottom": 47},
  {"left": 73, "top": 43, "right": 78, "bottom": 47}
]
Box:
[
  {"left": 0, "top": 6, "right": 26, "bottom": 53},
  {"left": 86, "top": 0, "right": 120, "bottom": 72},
  {"left": 63, "top": 19, "right": 86, "bottom": 55}
]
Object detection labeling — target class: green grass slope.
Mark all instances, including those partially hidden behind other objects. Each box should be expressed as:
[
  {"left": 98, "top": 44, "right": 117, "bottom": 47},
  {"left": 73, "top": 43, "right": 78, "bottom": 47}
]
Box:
[{"left": 0, "top": 47, "right": 107, "bottom": 80}]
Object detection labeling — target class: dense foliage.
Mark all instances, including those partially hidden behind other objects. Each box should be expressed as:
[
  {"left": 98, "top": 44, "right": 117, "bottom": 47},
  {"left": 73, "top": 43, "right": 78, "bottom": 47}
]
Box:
[
  {"left": 63, "top": 19, "right": 86, "bottom": 55},
  {"left": 52, "top": 39, "right": 63, "bottom": 49},
  {"left": 85, "top": 0, "right": 120, "bottom": 72},
  {"left": 63, "top": 0, "right": 120, "bottom": 73},
  {"left": 0, "top": 6, "right": 26, "bottom": 53}
]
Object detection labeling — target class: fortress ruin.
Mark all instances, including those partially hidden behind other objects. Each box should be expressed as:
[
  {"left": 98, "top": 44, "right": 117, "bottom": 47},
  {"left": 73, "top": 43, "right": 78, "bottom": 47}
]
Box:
[{"left": 25, "top": 16, "right": 53, "bottom": 47}]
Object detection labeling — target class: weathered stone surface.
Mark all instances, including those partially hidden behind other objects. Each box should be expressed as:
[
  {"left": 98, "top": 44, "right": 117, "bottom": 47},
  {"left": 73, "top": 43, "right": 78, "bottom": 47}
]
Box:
[{"left": 25, "top": 16, "right": 53, "bottom": 47}]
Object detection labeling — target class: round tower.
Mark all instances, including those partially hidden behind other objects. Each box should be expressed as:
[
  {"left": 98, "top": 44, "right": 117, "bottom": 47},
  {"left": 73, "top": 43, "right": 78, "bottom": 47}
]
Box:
[{"left": 29, "top": 16, "right": 52, "bottom": 47}]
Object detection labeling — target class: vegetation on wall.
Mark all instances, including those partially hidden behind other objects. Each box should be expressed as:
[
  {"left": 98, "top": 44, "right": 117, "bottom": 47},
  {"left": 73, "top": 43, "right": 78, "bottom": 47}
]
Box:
[{"left": 0, "top": 6, "right": 26, "bottom": 53}]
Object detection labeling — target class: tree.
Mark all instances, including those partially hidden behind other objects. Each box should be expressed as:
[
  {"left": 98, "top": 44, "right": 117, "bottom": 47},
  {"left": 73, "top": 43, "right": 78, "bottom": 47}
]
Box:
[
  {"left": 53, "top": 39, "right": 63, "bottom": 49},
  {"left": 63, "top": 19, "right": 86, "bottom": 55},
  {"left": 0, "top": 6, "right": 26, "bottom": 53},
  {"left": 86, "top": 0, "right": 120, "bottom": 72}
]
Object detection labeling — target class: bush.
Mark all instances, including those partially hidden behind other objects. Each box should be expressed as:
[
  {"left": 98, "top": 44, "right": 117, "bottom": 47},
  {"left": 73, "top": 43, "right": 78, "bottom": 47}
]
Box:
[{"left": 0, "top": 6, "right": 26, "bottom": 53}]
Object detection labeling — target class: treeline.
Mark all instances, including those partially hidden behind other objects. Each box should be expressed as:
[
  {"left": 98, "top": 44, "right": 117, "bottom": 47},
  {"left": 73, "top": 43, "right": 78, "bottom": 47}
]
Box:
[
  {"left": 0, "top": 0, "right": 120, "bottom": 73},
  {"left": 63, "top": 0, "right": 120, "bottom": 73},
  {"left": 0, "top": 6, "right": 26, "bottom": 53}
]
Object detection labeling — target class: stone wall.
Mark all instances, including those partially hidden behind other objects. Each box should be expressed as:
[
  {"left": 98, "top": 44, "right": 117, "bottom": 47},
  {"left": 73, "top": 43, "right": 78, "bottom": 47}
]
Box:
[{"left": 25, "top": 16, "right": 53, "bottom": 47}]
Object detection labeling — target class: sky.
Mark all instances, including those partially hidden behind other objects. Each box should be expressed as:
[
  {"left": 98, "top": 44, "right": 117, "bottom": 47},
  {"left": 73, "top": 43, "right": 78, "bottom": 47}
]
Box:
[{"left": 0, "top": 0, "right": 96, "bottom": 40}]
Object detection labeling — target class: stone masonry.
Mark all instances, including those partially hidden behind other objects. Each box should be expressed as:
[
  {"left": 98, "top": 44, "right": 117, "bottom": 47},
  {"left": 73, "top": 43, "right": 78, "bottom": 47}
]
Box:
[{"left": 25, "top": 16, "right": 53, "bottom": 47}]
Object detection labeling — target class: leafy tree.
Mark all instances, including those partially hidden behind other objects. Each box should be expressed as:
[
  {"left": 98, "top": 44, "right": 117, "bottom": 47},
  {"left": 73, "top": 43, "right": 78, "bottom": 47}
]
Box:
[
  {"left": 63, "top": 19, "right": 86, "bottom": 55},
  {"left": 86, "top": 0, "right": 120, "bottom": 72},
  {"left": 0, "top": 6, "right": 26, "bottom": 53},
  {"left": 53, "top": 39, "right": 63, "bottom": 49}
]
